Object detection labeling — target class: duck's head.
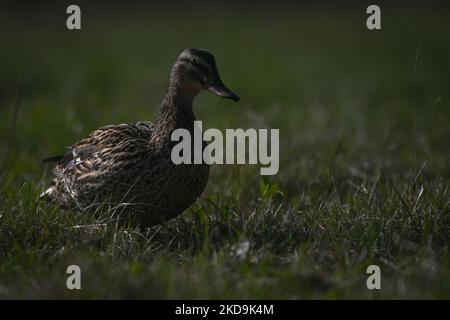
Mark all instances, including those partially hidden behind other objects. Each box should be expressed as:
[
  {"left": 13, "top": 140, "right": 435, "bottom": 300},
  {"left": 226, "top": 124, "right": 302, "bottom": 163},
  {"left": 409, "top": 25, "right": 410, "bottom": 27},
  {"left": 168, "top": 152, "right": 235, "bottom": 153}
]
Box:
[{"left": 170, "top": 48, "right": 240, "bottom": 102}]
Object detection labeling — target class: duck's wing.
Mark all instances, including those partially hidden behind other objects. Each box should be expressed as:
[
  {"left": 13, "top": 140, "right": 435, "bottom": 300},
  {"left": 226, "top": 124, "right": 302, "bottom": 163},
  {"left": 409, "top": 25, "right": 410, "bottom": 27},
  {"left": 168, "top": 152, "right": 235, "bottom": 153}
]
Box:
[
  {"left": 41, "top": 121, "right": 154, "bottom": 202},
  {"left": 70, "top": 121, "right": 154, "bottom": 150},
  {"left": 44, "top": 121, "right": 153, "bottom": 164}
]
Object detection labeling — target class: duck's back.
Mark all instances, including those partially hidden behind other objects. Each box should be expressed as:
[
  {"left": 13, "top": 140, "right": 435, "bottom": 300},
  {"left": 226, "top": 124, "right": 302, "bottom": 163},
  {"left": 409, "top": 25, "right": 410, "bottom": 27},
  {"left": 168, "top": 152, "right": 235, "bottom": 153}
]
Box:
[
  {"left": 43, "top": 121, "right": 155, "bottom": 207},
  {"left": 42, "top": 120, "right": 209, "bottom": 226}
]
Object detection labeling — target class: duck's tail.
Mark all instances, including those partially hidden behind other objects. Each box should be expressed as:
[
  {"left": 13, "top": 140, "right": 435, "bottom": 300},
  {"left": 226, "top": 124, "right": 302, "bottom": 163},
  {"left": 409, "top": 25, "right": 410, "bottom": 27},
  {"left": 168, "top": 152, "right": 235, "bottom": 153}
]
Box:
[
  {"left": 39, "top": 180, "right": 57, "bottom": 202},
  {"left": 39, "top": 187, "right": 53, "bottom": 200},
  {"left": 42, "top": 155, "right": 63, "bottom": 164}
]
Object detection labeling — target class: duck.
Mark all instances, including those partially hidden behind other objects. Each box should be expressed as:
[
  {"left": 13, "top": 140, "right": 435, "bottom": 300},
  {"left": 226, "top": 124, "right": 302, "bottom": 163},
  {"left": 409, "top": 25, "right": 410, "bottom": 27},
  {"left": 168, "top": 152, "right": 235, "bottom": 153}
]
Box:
[{"left": 41, "top": 48, "right": 240, "bottom": 227}]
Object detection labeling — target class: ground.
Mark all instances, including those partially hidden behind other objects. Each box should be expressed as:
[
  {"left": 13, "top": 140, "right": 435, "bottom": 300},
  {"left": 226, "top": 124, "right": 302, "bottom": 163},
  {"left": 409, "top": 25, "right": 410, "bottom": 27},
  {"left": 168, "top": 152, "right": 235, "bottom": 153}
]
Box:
[{"left": 0, "top": 5, "right": 449, "bottom": 298}]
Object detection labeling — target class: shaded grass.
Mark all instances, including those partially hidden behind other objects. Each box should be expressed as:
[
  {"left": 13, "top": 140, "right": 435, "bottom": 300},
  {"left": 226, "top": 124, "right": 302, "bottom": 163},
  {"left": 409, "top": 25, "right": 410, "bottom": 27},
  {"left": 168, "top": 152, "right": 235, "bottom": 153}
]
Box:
[
  {"left": 0, "top": 173, "right": 448, "bottom": 299},
  {"left": 0, "top": 7, "right": 449, "bottom": 298}
]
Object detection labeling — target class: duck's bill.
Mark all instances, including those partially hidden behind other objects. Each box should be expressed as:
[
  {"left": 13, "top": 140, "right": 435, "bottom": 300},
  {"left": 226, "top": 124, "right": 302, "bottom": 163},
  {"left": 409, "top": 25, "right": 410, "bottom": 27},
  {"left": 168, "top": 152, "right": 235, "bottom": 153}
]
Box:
[{"left": 207, "top": 80, "right": 240, "bottom": 102}]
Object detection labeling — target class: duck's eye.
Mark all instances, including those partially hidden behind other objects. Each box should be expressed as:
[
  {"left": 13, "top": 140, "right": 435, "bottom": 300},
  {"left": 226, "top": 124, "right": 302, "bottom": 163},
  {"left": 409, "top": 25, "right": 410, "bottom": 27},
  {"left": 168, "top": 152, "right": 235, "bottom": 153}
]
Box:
[{"left": 190, "top": 58, "right": 199, "bottom": 65}]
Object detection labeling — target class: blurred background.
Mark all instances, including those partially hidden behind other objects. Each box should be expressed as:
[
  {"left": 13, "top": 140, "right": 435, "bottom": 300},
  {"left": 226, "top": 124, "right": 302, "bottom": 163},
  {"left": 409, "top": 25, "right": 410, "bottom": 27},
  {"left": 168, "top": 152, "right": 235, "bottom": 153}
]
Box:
[
  {"left": 0, "top": 1, "right": 449, "bottom": 298},
  {"left": 1, "top": 1, "right": 448, "bottom": 188}
]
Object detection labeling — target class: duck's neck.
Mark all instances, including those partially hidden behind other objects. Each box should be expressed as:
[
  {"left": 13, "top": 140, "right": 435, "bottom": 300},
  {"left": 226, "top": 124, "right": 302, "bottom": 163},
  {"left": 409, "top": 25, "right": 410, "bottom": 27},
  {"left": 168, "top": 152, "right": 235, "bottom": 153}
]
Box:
[{"left": 153, "top": 82, "right": 198, "bottom": 141}]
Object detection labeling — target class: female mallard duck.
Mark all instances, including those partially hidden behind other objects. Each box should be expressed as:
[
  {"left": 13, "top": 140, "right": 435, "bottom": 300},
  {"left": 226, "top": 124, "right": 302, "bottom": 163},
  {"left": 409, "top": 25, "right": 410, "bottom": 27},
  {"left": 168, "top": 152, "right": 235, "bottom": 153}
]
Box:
[{"left": 42, "top": 48, "right": 239, "bottom": 227}]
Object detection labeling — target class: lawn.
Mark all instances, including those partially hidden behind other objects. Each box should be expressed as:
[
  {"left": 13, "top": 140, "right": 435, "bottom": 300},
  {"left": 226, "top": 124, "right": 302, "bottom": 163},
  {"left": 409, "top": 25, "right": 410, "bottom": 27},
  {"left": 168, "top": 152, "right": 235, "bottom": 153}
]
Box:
[{"left": 0, "top": 4, "right": 449, "bottom": 299}]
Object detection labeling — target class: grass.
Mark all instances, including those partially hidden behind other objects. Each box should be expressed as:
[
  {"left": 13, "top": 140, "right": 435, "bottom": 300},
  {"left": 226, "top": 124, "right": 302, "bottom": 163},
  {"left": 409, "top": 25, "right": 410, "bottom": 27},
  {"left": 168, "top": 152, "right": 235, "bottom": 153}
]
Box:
[{"left": 0, "top": 5, "right": 449, "bottom": 299}]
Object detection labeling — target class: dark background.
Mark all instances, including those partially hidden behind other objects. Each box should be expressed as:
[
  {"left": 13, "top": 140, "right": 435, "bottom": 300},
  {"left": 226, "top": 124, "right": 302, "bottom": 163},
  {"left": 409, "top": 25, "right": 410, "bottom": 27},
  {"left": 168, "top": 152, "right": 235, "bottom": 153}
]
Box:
[{"left": 0, "top": 1, "right": 448, "bottom": 299}]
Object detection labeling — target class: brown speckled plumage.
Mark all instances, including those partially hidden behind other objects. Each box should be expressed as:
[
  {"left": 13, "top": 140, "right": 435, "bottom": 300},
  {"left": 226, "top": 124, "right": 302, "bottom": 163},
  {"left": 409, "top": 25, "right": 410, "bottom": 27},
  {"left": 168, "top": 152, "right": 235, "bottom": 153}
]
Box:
[{"left": 42, "top": 48, "right": 239, "bottom": 227}]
